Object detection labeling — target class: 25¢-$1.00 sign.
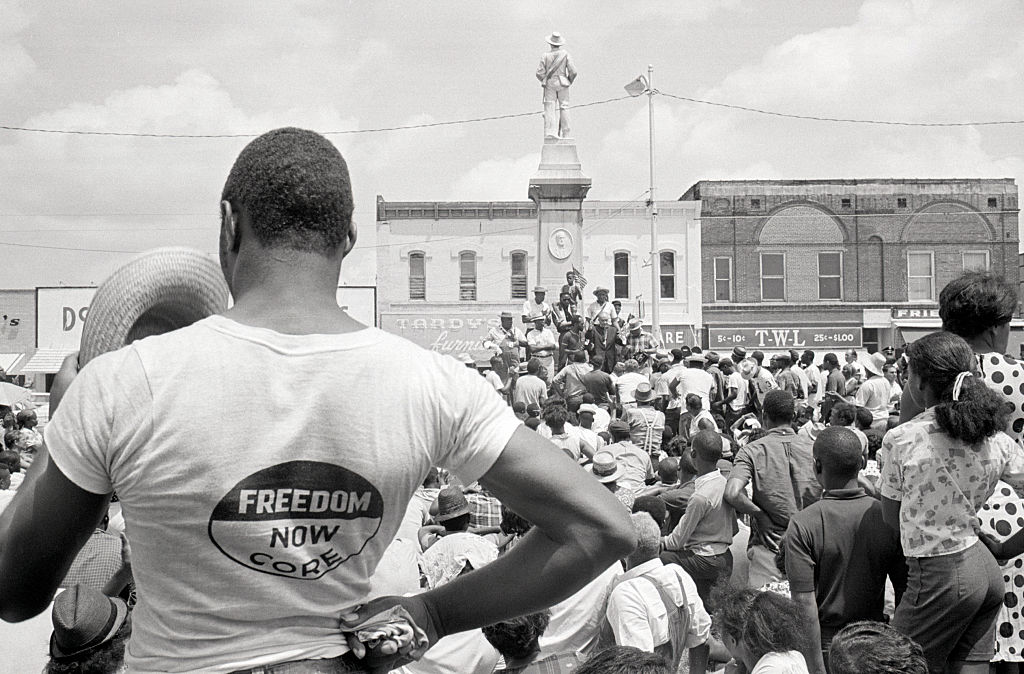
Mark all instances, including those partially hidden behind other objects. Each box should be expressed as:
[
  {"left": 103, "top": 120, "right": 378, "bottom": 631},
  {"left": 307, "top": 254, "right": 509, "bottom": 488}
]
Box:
[{"left": 708, "top": 327, "right": 863, "bottom": 350}]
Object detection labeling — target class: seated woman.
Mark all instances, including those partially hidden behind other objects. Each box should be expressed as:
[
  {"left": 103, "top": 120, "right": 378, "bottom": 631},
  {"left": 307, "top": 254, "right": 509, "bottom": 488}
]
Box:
[{"left": 713, "top": 584, "right": 810, "bottom": 673}]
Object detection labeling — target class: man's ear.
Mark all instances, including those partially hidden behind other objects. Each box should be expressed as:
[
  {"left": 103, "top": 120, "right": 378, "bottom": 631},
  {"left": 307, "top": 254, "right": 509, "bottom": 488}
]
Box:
[
  {"left": 220, "top": 200, "right": 240, "bottom": 253},
  {"left": 341, "top": 219, "right": 358, "bottom": 258}
]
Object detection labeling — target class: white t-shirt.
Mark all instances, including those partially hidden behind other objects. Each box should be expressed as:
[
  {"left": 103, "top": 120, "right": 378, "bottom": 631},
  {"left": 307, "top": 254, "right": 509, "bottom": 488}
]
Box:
[
  {"left": 670, "top": 368, "right": 714, "bottom": 411},
  {"left": 45, "top": 316, "right": 521, "bottom": 673},
  {"left": 728, "top": 371, "right": 748, "bottom": 412},
  {"left": 615, "top": 372, "right": 648, "bottom": 406},
  {"left": 750, "top": 650, "right": 810, "bottom": 673}
]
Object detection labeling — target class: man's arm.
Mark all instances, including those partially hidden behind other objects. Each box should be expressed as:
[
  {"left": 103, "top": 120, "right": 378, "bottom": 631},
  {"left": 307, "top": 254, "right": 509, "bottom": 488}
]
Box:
[
  {"left": 662, "top": 494, "right": 708, "bottom": 552},
  {"left": 0, "top": 448, "right": 110, "bottom": 621},
  {"left": 791, "top": 591, "right": 826, "bottom": 674},
  {"left": 343, "top": 426, "right": 635, "bottom": 661}
]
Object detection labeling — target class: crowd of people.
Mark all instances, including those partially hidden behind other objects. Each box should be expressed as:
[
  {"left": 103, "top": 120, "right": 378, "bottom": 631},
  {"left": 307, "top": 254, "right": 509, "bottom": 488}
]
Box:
[{"left": 1, "top": 129, "right": 1022, "bottom": 674}]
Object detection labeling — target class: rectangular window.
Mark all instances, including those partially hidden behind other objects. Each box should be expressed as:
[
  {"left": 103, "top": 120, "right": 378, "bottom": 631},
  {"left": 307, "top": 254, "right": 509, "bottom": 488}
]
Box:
[
  {"left": 613, "top": 252, "right": 630, "bottom": 299},
  {"left": 408, "top": 252, "right": 425, "bottom": 300},
  {"left": 760, "top": 253, "right": 786, "bottom": 301},
  {"left": 713, "top": 257, "right": 732, "bottom": 302},
  {"left": 659, "top": 252, "right": 676, "bottom": 299},
  {"left": 907, "top": 251, "right": 934, "bottom": 301},
  {"left": 818, "top": 251, "right": 843, "bottom": 300},
  {"left": 459, "top": 252, "right": 477, "bottom": 301},
  {"left": 897, "top": 197, "right": 907, "bottom": 208},
  {"left": 510, "top": 252, "right": 527, "bottom": 299},
  {"left": 840, "top": 198, "right": 851, "bottom": 208},
  {"left": 751, "top": 198, "right": 760, "bottom": 209},
  {"left": 988, "top": 197, "right": 998, "bottom": 208},
  {"left": 963, "top": 251, "right": 989, "bottom": 272}
]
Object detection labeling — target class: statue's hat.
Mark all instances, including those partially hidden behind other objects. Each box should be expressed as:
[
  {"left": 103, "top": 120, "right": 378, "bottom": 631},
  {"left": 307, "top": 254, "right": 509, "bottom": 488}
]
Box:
[{"left": 546, "top": 32, "right": 565, "bottom": 46}]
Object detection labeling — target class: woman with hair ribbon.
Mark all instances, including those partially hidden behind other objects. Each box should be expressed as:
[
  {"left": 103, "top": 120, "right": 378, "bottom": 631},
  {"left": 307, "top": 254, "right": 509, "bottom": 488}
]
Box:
[{"left": 880, "top": 330, "right": 1024, "bottom": 674}]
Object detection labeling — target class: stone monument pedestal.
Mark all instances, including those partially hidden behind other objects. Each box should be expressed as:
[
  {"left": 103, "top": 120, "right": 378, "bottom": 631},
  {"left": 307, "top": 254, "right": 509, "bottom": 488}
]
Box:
[{"left": 529, "top": 138, "right": 592, "bottom": 291}]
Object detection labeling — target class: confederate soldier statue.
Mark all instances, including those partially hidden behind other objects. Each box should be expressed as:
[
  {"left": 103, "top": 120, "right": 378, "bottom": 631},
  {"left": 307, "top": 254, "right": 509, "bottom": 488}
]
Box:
[{"left": 536, "top": 32, "right": 577, "bottom": 139}]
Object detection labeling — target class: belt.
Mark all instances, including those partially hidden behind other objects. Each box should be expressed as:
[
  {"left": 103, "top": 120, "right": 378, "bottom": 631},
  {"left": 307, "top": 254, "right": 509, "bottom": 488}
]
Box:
[{"left": 230, "top": 653, "right": 369, "bottom": 674}]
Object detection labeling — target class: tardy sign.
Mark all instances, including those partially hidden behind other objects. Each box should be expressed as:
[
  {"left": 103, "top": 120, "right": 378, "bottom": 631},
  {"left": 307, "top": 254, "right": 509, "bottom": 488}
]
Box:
[{"left": 708, "top": 327, "right": 863, "bottom": 350}]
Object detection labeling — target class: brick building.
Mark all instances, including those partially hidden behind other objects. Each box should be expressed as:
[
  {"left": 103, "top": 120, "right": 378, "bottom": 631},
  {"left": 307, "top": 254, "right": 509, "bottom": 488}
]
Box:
[{"left": 679, "top": 178, "right": 1020, "bottom": 355}]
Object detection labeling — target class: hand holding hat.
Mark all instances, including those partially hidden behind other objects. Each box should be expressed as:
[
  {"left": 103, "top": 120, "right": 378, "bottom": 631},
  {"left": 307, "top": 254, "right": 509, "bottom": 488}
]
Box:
[{"left": 340, "top": 595, "right": 438, "bottom": 672}]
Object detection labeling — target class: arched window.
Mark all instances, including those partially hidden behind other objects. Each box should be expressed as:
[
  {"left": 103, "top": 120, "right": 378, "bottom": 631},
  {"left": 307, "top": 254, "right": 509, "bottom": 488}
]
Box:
[
  {"left": 459, "top": 251, "right": 477, "bottom": 301},
  {"left": 613, "top": 252, "right": 630, "bottom": 299},
  {"left": 408, "top": 252, "right": 425, "bottom": 300},
  {"left": 510, "top": 251, "right": 527, "bottom": 299},
  {"left": 659, "top": 252, "right": 676, "bottom": 299}
]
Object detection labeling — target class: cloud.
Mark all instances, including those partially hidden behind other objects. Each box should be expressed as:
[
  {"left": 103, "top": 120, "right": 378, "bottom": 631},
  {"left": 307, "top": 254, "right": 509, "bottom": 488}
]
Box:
[
  {"left": 0, "top": 1, "right": 35, "bottom": 90},
  {"left": 448, "top": 152, "right": 541, "bottom": 201}
]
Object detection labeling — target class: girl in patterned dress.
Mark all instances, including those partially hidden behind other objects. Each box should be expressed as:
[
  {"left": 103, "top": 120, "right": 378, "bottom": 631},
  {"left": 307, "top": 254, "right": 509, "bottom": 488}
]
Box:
[{"left": 881, "top": 331, "right": 1024, "bottom": 674}]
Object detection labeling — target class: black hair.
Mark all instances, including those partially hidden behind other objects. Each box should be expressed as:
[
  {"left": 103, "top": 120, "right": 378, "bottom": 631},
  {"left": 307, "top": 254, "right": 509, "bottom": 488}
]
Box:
[
  {"left": 744, "top": 428, "right": 769, "bottom": 444},
  {"left": 0, "top": 449, "right": 20, "bottom": 473},
  {"left": 632, "top": 496, "right": 668, "bottom": 531},
  {"left": 658, "top": 457, "right": 679, "bottom": 483},
  {"left": 577, "top": 646, "right": 672, "bottom": 674},
  {"left": 907, "top": 331, "right": 1008, "bottom": 444},
  {"left": 3, "top": 429, "right": 20, "bottom": 450},
  {"left": 524, "top": 417, "right": 542, "bottom": 431},
  {"left": 830, "top": 402, "right": 857, "bottom": 427},
  {"left": 854, "top": 407, "right": 873, "bottom": 431},
  {"left": 663, "top": 435, "right": 687, "bottom": 458},
  {"left": 823, "top": 353, "right": 839, "bottom": 368},
  {"left": 692, "top": 430, "right": 724, "bottom": 463},
  {"left": 573, "top": 351, "right": 587, "bottom": 363},
  {"left": 813, "top": 427, "right": 864, "bottom": 480},
  {"left": 714, "top": 587, "right": 808, "bottom": 661},
  {"left": 828, "top": 620, "right": 928, "bottom": 674},
  {"left": 221, "top": 128, "right": 354, "bottom": 254},
  {"left": 499, "top": 506, "right": 533, "bottom": 536},
  {"left": 543, "top": 404, "right": 569, "bottom": 428},
  {"left": 939, "top": 271, "right": 1017, "bottom": 340},
  {"left": 684, "top": 393, "right": 702, "bottom": 410},
  {"left": 482, "top": 610, "right": 551, "bottom": 660},
  {"left": 527, "top": 358, "right": 541, "bottom": 375},
  {"left": 751, "top": 350, "right": 765, "bottom": 364},
  {"left": 762, "top": 390, "right": 795, "bottom": 424}
]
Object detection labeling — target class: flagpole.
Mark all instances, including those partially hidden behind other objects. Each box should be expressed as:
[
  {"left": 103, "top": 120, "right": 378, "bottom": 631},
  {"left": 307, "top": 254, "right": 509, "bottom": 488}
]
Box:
[{"left": 648, "top": 64, "right": 660, "bottom": 338}]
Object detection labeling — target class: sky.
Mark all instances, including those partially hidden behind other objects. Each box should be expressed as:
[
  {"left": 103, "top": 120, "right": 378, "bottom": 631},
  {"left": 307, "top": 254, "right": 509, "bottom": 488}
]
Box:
[{"left": 0, "top": 0, "right": 1021, "bottom": 288}]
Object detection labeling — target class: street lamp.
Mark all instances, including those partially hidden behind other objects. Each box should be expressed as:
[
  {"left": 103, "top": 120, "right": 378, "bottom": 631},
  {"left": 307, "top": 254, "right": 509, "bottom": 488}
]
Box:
[{"left": 625, "top": 66, "right": 659, "bottom": 336}]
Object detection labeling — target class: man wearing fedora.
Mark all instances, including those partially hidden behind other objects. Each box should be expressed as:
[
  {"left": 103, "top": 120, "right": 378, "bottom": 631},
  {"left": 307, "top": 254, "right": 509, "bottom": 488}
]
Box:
[
  {"left": 623, "top": 382, "right": 665, "bottom": 458},
  {"left": 855, "top": 352, "right": 892, "bottom": 432},
  {"left": 521, "top": 286, "right": 553, "bottom": 327},
  {"left": 618, "top": 318, "right": 660, "bottom": 377},
  {"left": 586, "top": 450, "right": 635, "bottom": 510},
  {"left": 487, "top": 310, "right": 529, "bottom": 376},
  {"left": 0, "top": 128, "right": 636, "bottom": 673},
  {"left": 536, "top": 32, "right": 577, "bottom": 140}
]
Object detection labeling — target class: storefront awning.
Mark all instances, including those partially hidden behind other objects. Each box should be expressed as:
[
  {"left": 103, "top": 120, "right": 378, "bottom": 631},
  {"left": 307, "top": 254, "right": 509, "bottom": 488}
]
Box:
[{"left": 12, "top": 349, "right": 74, "bottom": 374}]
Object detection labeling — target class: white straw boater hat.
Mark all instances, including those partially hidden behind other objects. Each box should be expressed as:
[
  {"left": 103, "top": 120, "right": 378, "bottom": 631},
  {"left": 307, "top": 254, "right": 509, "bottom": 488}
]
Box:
[{"left": 79, "top": 247, "right": 230, "bottom": 366}]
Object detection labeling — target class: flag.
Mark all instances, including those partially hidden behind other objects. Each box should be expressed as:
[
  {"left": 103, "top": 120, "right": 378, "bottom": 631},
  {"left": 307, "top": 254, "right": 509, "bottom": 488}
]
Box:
[
  {"left": 624, "top": 75, "right": 648, "bottom": 97},
  {"left": 571, "top": 266, "right": 588, "bottom": 289}
]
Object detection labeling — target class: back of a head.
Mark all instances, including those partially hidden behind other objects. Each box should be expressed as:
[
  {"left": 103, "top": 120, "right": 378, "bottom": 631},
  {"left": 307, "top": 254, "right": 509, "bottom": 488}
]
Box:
[
  {"left": 481, "top": 610, "right": 551, "bottom": 661},
  {"left": 543, "top": 404, "right": 569, "bottom": 429},
  {"left": 632, "top": 496, "right": 668, "bottom": 531},
  {"left": 762, "top": 389, "right": 795, "bottom": 425},
  {"left": 512, "top": 401, "right": 527, "bottom": 415},
  {"left": 939, "top": 271, "right": 1017, "bottom": 340},
  {"left": 221, "top": 127, "right": 354, "bottom": 254},
  {"left": 741, "top": 592, "right": 809, "bottom": 662},
  {"left": 524, "top": 417, "right": 542, "bottom": 431},
  {"left": 692, "top": 430, "right": 723, "bottom": 464},
  {"left": 752, "top": 350, "right": 765, "bottom": 365},
  {"left": 624, "top": 359, "right": 639, "bottom": 372},
  {"left": 527, "top": 357, "right": 541, "bottom": 375},
  {"left": 823, "top": 353, "right": 839, "bottom": 368},
  {"left": 573, "top": 351, "right": 587, "bottom": 363},
  {"left": 658, "top": 457, "right": 679, "bottom": 483},
  {"left": 830, "top": 402, "right": 856, "bottom": 427},
  {"left": 3, "top": 429, "right": 20, "bottom": 450},
  {"left": 0, "top": 449, "right": 20, "bottom": 473},
  {"left": 908, "top": 331, "right": 1007, "bottom": 444},
  {"left": 814, "top": 427, "right": 863, "bottom": 480},
  {"left": 421, "top": 467, "right": 440, "bottom": 489},
  {"left": 627, "top": 512, "right": 660, "bottom": 566},
  {"left": 685, "top": 393, "right": 702, "bottom": 411},
  {"left": 576, "top": 646, "right": 672, "bottom": 674},
  {"left": 854, "top": 406, "right": 873, "bottom": 431},
  {"left": 711, "top": 584, "right": 759, "bottom": 644},
  {"left": 828, "top": 620, "right": 928, "bottom": 674}
]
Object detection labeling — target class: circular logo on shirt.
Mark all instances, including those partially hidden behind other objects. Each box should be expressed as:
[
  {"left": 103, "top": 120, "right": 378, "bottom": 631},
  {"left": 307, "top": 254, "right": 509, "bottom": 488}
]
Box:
[{"left": 207, "top": 461, "right": 384, "bottom": 580}]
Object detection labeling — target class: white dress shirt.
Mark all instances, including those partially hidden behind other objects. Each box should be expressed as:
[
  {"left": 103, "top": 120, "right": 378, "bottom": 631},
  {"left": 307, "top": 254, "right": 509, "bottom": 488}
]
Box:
[{"left": 605, "top": 559, "right": 711, "bottom": 653}]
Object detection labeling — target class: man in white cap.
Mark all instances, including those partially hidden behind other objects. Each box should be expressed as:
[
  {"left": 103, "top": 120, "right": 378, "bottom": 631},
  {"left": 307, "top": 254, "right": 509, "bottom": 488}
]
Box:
[
  {"left": 536, "top": 32, "right": 577, "bottom": 139},
  {"left": 521, "top": 286, "right": 553, "bottom": 327},
  {"left": 487, "top": 310, "right": 529, "bottom": 375},
  {"left": 855, "top": 352, "right": 892, "bottom": 432},
  {"left": 0, "top": 128, "right": 635, "bottom": 673}
]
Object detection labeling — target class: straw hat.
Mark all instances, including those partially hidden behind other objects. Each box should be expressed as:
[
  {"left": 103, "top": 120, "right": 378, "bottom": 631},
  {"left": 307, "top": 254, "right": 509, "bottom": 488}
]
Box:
[
  {"left": 79, "top": 247, "right": 229, "bottom": 367},
  {"left": 586, "top": 451, "right": 624, "bottom": 483},
  {"left": 863, "top": 352, "right": 887, "bottom": 378},
  {"left": 50, "top": 585, "right": 129, "bottom": 659},
  {"left": 434, "top": 486, "right": 471, "bottom": 522},
  {"left": 634, "top": 382, "right": 655, "bottom": 402}
]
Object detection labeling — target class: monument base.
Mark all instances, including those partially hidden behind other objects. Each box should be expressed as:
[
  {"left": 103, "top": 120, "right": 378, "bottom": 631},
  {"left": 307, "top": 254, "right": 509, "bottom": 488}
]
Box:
[{"left": 529, "top": 139, "right": 591, "bottom": 290}]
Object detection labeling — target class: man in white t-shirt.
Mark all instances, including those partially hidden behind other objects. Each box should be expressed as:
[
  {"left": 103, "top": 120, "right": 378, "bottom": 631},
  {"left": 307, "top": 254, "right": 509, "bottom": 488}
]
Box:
[
  {"left": 0, "top": 128, "right": 635, "bottom": 674},
  {"left": 669, "top": 355, "right": 715, "bottom": 412},
  {"left": 614, "top": 359, "right": 648, "bottom": 412}
]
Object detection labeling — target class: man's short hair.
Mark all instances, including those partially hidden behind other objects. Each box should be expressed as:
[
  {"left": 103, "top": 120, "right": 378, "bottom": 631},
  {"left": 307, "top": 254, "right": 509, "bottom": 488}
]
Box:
[
  {"left": 590, "top": 353, "right": 604, "bottom": 367},
  {"left": 628, "top": 512, "right": 660, "bottom": 564},
  {"left": 691, "top": 430, "right": 723, "bottom": 464},
  {"left": 762, "top": 389, "right": 795, "bottom": 424},
  {"left": 573, "top": 351, "right": 587, "bottom": 363},
  {"left": 524, "top": 417, "right": 542, "bottom": 431},
  {"left": 751, "top": 350, "right": 765, "bottom": 364},
  {"left": 481, "top": 610, "right": 551, "bottom": 661},
  {"left": 657, "top": 457, "right": 678, "bottom": 483},
  {"left": 684, "top": 393, "right": 702, "bottom": 410},
  {"left": 632, "top": 496, "right": 668, "bottom": 531},
  {"left": 854, "top": 406, "right": 873, "bottom": 431},
  {"left": 576, "top": 645, "right": 672, "bottom": 674},
  {"left": 3, "top": 429, "right": 20, "bottom": 450},
  {"left": 0, "top": 450, "right": 20, "bottom": 473},
  {"left": 512, "top": 401, "right": 526, "bottom": 414},
  {"left": 823, "top": 352, "right": 839, "bottom": 368},
  {"left": 813, "top": 427, "right": 864, "bottom": 479},
  {"left": 830, "top": 401, "right": 857, "bottom": 427},
  {"left": 542, "top": 405, "right": 569, "bottom": 428},
  {"left": 221, "top": 128, "right": 354, "bottom": 253},
  {"left": 526, "top": 358, "right": 542, "bottom": 375},
  {"left": 828, "top": 620, "right": 928, "bottom": 674}
]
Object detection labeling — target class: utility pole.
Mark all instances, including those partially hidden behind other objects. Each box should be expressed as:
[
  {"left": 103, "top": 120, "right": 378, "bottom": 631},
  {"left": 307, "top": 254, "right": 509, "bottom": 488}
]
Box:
[{"left": 647, "top": 64, "right": 660, "bottom": 337}]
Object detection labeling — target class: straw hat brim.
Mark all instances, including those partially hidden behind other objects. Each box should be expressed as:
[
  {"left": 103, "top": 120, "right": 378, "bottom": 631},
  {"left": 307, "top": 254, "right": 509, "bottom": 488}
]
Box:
[
  {"left": 79, "top": 247, "right": 230, "bottom": 367},
  {"left": 586, "top": 463, "right": 624, "bottom": 483}
]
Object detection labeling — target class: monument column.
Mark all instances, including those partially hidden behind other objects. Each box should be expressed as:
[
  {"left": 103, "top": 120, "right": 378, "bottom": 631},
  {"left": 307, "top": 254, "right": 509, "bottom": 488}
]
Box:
[{"left": 528, "top": 138, "right": 591, "bottom": 290}]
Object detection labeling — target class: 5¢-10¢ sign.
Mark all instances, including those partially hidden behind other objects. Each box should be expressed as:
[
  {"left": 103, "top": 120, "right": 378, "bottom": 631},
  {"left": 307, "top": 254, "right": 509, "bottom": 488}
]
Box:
[{"left": 708, "top": 327, "right": 863, "bottom": 350}]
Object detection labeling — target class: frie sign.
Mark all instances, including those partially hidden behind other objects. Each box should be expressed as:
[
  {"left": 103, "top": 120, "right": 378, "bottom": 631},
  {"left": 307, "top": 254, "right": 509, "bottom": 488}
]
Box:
[{"left": 708, "top": 327, "right": 863, "bottom": 349}]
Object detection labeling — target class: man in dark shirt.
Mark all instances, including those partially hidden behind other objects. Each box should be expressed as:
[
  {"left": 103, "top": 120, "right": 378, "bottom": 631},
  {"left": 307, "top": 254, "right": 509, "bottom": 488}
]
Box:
[
  {"left": 785, "top": 427, "right": 906, "bottom": 674},
  {"left": 581, "top": 353, "right": 616, "bottom": 407},
  {"left": 820, "top": 352, "right": 847, "bottom": 423},
  {"left": 724, "top": 390, "right": 821, "bottom": 589}
]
